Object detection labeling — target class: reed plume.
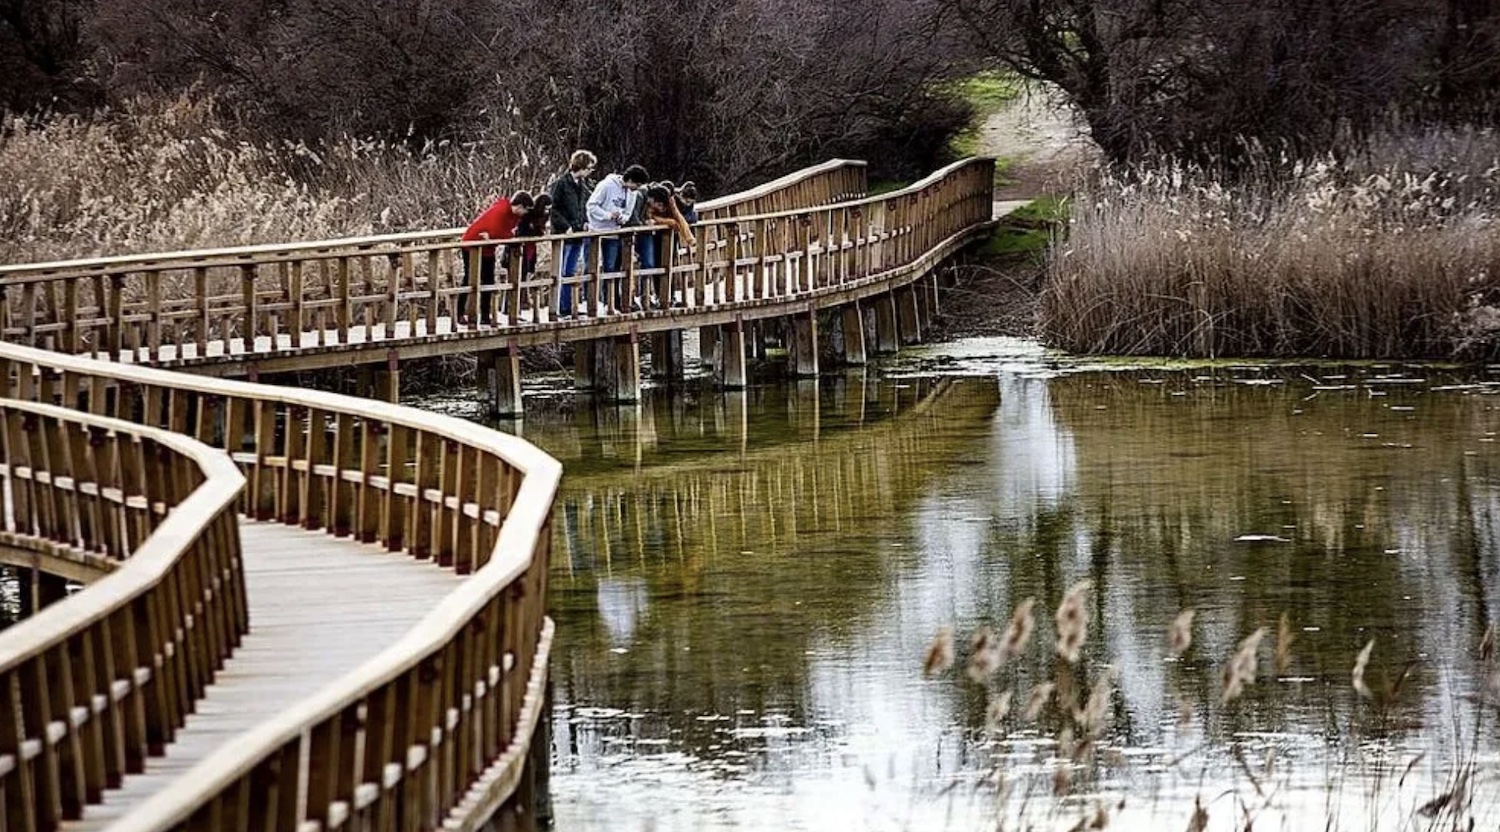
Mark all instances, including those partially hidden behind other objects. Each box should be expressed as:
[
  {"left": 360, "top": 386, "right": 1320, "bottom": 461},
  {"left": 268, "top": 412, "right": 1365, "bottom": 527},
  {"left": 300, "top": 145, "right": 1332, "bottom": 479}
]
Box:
[
  {"left": 1002, "top": 598, "right": 1037, "bottom": 661},
  {"left": 1481, "top": 623, "right": 1495, "bottom": 663},
  {"left": 1073, "top": 666, "right": 1116, "bottom": 738},
  {"left": 1275, "top": 612, "right": 1295, "bottom": 674},
  {"left": 968, "top": 626, "right": 1002, "bottom": 683},
  {"left": 923, "top": 626, "right": 954, "bottom": 677},
  {"left": 1352, "top": 638, "right": 1375, "bottom": 699},
  {"left": 986, "top": 689, "right": 1013, "bottom": 734},
  {"left": 1220, "top": 627, "right": 1268, "bottom": 704},
  {"left": 1023, "top": 682, "right": 1056, "bottom": 721},
  {"left": 1055, "top": 581, "right": 1092, "bottom": 664},
  {"left": 1167, "top": 609, "right": 1195, "bottom": 658}
]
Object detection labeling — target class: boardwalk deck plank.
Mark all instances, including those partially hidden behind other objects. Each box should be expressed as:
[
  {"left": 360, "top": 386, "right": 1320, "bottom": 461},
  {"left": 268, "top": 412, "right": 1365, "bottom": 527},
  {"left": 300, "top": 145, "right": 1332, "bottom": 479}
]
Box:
[{"left": 58, "top": 520, "right": 465, "bottom": 832}]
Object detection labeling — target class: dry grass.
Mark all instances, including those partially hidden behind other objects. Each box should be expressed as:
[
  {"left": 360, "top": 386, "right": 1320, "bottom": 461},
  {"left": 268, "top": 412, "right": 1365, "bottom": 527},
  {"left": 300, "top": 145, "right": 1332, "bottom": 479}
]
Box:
[
  {"left": 1040, "top": 127, "right": 1500, "bottom": 360},
  {"left": 0, "top": 94, "right": 556, "bottom": 264}
]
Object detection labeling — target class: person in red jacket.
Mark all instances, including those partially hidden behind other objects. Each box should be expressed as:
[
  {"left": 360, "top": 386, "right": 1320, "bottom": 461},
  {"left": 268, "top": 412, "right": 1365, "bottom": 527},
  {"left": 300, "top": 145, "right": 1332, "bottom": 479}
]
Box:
[{"left": 459, "top": 190, "right": 534, "bottom": 325}]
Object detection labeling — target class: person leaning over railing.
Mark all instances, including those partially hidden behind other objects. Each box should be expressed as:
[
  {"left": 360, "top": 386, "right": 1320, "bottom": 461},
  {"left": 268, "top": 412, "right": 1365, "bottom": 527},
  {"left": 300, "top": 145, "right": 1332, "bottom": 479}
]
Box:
[
  {"left": 586, "top": 163, "right": 650, "bottom": 314},
  {"left": 548, "top": 150, "right": 596, "bottom": 317},
  {"left": 634, "top": 183, "right": 695, "bottom": 309},
  {"left": 459, "top": 189, "right": 534, "bottom": 325}
]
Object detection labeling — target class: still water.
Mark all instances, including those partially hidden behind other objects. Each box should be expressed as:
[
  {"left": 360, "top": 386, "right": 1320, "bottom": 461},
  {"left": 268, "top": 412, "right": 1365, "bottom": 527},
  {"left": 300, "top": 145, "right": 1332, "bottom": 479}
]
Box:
[{"left": 420, "top": 337, "right": 1500, "bottom": 831}]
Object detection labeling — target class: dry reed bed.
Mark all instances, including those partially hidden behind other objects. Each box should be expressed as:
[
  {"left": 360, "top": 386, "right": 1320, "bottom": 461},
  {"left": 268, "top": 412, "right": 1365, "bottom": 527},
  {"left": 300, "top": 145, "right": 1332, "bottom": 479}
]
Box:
[
  {"left": 0, "top": 95, "right": 555, "bottom": 264},
  {"left": 1041, "top": 128, "right": 1500, "bottom": 360}
]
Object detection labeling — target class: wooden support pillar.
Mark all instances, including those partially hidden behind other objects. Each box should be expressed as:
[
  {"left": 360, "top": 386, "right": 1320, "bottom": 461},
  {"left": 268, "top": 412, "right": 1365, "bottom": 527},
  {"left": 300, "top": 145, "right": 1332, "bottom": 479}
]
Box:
[
  {"left": 748, "top": 321, "right": 766, "bottom": 361},
  {"left": 839, "top": 303, "right": 867, "bottom": 366},
  {"left": 573, "top": 340, "right": 598, "bottom": 390},
  {"left": 914, "top": 280, "right": 933, "bottom": 333},
  {"left": 898, "top": 286, "right": 922, "bottom": 345},
  {"left": 649, "top": 331, "right": 684, "bottom": 381},
  {"left": 789, "top": 309, "right": 819, "bottom": 377},
  {"left": 718, "top": 318, "right": 748, "bottom": 389},
  {"left": 480, "top": 341, "right": 524, "bottom": 418},
  {"left": 381, "top": 350, "right": 400, "bottom": 404},
  {"left": 697, "top": 325, "right": 720, "bottom": 368},
  {"left": 873, "top": 292, "right": 899, "bottom": 354},
  {"left": 17, "top": 567, "right": 69, "bottom": 617},
  {"left": 597, "top": 331, "right": 641, "bottom": 403}
]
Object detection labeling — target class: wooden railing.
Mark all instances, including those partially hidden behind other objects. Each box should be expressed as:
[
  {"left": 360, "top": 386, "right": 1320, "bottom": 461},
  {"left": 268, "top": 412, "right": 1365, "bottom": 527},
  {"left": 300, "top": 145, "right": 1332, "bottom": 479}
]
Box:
[
  {"left": 0, "top": 396, "right": 246, "bottom": 831},
  {"left": 0, "top": 159, "right": 1002, "bottom": 370},
  {"left": 692, "top": 158, "right": 867, "bottom": 220},
  {"left": 0, "top": 159, "right": 867, "bottom": 359},
  {"left": 0, "top": 341, "right": 562, "bottom": 831}
]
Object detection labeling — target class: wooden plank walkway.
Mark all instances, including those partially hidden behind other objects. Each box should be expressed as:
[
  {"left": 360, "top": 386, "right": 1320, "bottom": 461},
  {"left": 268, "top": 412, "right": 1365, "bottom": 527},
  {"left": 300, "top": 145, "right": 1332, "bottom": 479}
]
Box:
[{"left": 58, "top": 521, "right": 466, "bottom": 831}]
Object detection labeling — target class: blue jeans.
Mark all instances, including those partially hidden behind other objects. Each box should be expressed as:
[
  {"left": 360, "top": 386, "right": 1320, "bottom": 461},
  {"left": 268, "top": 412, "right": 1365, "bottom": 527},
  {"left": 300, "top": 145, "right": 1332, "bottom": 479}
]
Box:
[
  {"left": 635, "top": 232, "right": 661, "bottom": 304},
  {"left": 600, "top": 238, "right": 623, "bottom": 309},
  {"left": 559, "top": 239, "right": 590, "bottom": 314}
]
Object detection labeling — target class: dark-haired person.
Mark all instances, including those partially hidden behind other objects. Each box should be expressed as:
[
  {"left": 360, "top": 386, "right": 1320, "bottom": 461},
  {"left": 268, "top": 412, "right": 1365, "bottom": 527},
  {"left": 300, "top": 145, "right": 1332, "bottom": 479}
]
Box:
[
  {"left": 586, "top": 163, "right": 649, "bottom": 313},
  {"left": 548, "top": 150, "right": 596, "bottom": 316},
  {"left": 513, "top": 193, "right": 552, "bottom": 315},
  {"left": 634, "top": 183, "right": 695, "bottom": 309},
  {"left": 459, "top": 189, "right": 534, "bottom": 325},
  {"left": 675, "top": 181, "right": 699, "bottom": 224}
]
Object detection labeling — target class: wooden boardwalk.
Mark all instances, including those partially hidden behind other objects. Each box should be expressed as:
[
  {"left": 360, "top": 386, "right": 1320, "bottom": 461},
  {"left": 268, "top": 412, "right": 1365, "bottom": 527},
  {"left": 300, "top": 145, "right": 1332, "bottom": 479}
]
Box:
[
  {"left": 56, "top": 522, "right": 464, "bottom": 830},
  {"left": 0, "top": 158, "right": 1001, "bottom": 831}
]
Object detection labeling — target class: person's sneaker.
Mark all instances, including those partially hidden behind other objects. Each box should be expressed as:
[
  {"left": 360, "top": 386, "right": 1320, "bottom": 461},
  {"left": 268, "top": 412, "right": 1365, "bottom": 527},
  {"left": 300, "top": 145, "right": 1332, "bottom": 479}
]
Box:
[{"left": 630, "top": 298, "right": 643, "bottom": 312}]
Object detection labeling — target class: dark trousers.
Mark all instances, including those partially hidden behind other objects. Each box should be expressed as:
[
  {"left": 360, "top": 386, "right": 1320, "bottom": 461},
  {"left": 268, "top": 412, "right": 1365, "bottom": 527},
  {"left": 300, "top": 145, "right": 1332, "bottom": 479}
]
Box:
[{"left": 459, "top": 254, "right": 498, "bottom": 324}]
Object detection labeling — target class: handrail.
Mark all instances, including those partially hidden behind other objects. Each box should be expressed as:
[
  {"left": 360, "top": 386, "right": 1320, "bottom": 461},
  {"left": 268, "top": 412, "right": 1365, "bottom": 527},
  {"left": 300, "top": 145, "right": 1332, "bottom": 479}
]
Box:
[
  {"left": 0, "top": 156, "right": 993, "bottom": 368},
  {"left": 693, "top": 158, "right": 867, "bottom": 220},
  {"left": 0, "top": 340, "right": 562, "bottom": 830},
  {"left": 0, "top": 159, "right": 867, "bottom": 281},
  {"left": 0, "top": 395, "right": 246, "bottom": 827}
]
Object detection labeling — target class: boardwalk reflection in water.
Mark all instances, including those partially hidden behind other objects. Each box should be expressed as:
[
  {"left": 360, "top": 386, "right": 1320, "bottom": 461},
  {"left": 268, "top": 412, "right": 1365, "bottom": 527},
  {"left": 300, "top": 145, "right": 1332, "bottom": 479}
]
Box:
[{"left": 420, "top": 348, "right": 1500, "bottom": 830}]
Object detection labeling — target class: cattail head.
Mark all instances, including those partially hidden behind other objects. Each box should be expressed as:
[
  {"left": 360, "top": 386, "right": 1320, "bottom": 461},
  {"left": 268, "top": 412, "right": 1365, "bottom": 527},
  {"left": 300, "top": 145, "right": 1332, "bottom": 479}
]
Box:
[
  {"left": 1002, "top": 598, "right": 1037, "bottom": 661},
  {"left": 1167, "top": 609, "right": 1195, "bottom": 658},
  {"left": 967, "top": 626, "right": 1002, "bottom": 683},
  {"left": 923, "top": 626, "right": 955, "bottom": 677},
  {"left": 1221, "top": 626, "right": 1268, "bottom": 704},
  {"left": 1055, "top": 581, "right": 1092, "bottom": 664},
  {"left": 1352, "top": 638, "right": 1375, "bottom": 699},
  {"left": 1023, "top": 681, "right": 1056, "bottom": 721},
  {"left": 1275, "top": 612, "right": 1295, "bottom": 675}
]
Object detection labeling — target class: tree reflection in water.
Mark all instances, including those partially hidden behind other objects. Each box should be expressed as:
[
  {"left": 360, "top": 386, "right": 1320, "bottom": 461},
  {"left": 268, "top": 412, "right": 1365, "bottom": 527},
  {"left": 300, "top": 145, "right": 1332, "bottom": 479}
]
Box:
[{"left": 452, "top": 357, "right": 1500, "bottom": 830}]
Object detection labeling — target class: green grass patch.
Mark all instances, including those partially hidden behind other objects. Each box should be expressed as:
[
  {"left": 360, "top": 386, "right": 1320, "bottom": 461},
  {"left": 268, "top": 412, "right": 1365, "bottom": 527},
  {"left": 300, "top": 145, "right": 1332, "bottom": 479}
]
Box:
[{"left": 982, "top": 195, "right": 1068, "bottom": 258}]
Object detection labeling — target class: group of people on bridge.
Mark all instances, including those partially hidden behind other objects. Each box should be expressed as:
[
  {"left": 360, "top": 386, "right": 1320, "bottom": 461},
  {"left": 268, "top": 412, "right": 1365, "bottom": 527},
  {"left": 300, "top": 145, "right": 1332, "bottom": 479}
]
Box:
[{"left": 460, "top": 149, "right": 701, "bottom": 322}]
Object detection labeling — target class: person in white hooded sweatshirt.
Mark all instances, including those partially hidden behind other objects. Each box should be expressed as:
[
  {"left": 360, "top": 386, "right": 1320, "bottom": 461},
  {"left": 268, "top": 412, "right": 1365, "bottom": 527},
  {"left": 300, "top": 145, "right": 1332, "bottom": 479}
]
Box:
[{"left": 586, "top": 163, "right": 650, "bottom": 312}]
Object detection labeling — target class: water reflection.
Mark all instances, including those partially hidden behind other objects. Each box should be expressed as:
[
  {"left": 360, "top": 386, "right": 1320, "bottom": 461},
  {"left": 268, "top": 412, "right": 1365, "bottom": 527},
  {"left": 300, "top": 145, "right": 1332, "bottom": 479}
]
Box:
[{"left": 415, "top": 347, "right": 1500, "bottom": 830}]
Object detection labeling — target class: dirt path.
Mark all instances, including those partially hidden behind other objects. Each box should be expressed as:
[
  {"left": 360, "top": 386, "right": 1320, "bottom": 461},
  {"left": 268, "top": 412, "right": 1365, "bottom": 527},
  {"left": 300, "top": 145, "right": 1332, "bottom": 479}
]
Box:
[{"left": 975, "top": 88, "right": 1094, "bottom": 199}]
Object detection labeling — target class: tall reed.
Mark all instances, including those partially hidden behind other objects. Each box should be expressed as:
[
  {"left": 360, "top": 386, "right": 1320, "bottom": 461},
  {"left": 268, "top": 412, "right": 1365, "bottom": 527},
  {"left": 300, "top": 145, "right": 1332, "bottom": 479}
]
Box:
[
  {"left": 1040, "top": 127, "right": 1500, "bottom": 360},
  {"left": 0, "top": 94, "right": 556, "bottom": 264}
]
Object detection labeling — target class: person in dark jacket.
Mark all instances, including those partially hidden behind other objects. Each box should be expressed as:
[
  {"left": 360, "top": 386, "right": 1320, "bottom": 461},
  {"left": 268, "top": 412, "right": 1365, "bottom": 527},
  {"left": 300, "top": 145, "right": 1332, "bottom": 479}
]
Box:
[{"left": 547, "top": 149, "right": 596, "bottom": 315}]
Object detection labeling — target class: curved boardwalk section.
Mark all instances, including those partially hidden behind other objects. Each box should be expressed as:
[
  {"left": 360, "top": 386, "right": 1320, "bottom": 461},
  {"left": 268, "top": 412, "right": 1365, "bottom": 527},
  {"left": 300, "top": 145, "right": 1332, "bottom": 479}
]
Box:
[
  {"left": 60, "top": 523, "right": 465, "bottom": 830},
  {"left": 0, "top": 341, "right": 561, "bottom": 831}
]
